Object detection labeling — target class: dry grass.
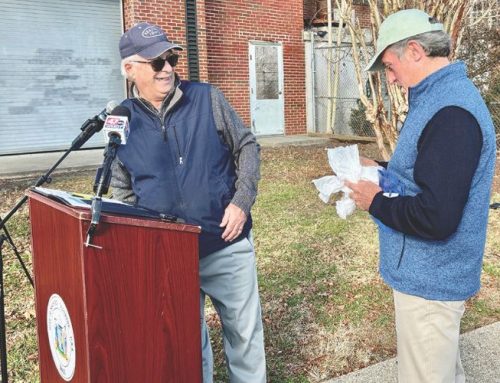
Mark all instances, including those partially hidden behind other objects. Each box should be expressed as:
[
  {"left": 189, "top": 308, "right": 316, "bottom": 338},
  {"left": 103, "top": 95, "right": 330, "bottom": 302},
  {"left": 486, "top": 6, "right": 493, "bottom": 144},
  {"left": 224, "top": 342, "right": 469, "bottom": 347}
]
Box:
[{"left": 0, "top": 144, "right": 499, "bottom": 382}]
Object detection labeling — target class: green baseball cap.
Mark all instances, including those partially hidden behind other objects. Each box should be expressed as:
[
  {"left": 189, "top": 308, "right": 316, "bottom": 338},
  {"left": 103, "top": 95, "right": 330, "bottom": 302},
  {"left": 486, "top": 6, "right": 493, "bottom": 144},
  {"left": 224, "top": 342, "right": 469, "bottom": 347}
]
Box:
[{"left": 365, "top": 9, "right": 444, "bottom": 72}]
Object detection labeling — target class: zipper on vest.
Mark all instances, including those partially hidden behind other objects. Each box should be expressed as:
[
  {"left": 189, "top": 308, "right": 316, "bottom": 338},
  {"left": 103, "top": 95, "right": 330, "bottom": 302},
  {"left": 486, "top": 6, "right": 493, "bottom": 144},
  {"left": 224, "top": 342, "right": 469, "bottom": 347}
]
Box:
[
  {"left": 161, "top": 125, "right": 167, "bottom": 142},
  {"left": 172, "top": 126, "right": 183, "bottom": 165},
  {"left": 397, "top": 234, "right": 406, "bottom": 269}
]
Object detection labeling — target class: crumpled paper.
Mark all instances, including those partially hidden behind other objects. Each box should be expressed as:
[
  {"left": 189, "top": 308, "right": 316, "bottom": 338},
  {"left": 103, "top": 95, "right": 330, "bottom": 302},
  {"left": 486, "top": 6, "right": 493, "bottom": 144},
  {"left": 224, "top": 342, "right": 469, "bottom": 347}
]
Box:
[{"left": 312, "top": 145, "right": 380, "bottom": 219}]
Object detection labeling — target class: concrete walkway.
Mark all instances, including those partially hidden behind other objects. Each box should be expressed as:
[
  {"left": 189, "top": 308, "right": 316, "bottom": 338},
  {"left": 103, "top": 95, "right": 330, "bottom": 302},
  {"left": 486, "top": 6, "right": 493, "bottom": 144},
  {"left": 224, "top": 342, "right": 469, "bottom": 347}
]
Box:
[
  {"left": 324, "top": 321, "right": 500, "bottom": 383},
  {"left": 0, "top": 135, "right": 332, "bottom": 179}
]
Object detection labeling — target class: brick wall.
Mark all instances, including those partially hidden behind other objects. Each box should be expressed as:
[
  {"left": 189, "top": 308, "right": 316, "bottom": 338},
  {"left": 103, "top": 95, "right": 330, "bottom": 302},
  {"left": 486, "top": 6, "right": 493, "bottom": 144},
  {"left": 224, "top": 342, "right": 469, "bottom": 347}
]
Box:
[
  {"left": 122, "top": 0, "right": 190, "bottom": 80},
  {"left": 353, "top": 4, "right": 371, "bottom": 29},
  {"left": 204, "top": 1, "right": 306, "bottom": 134},
  {"left": 123, "top": 0, "right": 307, "bottom": 135},
  {"left": 312, "top": 1, "right": 371, "bottom": 29},
  {"left": 304, "top": 0, "right": 318, "bottom": 23},
  {"left": 196, "top": 0, "right": 209, "bottom": 82}
]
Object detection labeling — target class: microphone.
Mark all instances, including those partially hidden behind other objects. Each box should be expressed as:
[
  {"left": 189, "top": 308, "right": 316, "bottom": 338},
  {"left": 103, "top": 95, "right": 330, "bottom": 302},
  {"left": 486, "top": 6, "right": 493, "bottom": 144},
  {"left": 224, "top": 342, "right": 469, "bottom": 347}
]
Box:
[
  {"left": 71, "top": 100, "right": 118, "bottom": 150},
  {"left": 87, "top": 105, "right": 131, "bottom": 247},
  {"left": 93, "top": 105, "right": 131, "bottom": 195},
  {"left": 93, "top": 105, "right": 131, "bottom": 194},
  {"left": 102, "top": 105, "right": 131, "bottom": 145}
]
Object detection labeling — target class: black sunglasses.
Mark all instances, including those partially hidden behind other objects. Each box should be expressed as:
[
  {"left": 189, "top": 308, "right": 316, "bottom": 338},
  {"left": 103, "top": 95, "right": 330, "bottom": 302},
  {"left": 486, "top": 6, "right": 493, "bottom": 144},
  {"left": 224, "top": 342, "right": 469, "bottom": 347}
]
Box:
[{"left": 132, "top": 54, "right": 179, "bottom": 71}]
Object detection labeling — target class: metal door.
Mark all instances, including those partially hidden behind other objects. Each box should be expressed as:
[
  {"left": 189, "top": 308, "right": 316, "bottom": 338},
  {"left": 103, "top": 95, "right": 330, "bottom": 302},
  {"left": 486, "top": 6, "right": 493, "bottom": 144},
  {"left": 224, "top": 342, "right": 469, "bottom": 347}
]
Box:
[{"left": 248, "top": 42, "right": 284, "bottom": 135}]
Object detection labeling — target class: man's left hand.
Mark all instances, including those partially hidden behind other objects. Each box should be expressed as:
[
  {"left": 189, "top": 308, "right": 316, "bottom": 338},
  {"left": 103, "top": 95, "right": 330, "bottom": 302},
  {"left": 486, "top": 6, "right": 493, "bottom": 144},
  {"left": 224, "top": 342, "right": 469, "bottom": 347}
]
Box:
[
  {"left": 344, "top": 180, "right": 382, "bottom": 211},
  {"left": 220, "top": 203, "right": 247, "bottom": 242}
]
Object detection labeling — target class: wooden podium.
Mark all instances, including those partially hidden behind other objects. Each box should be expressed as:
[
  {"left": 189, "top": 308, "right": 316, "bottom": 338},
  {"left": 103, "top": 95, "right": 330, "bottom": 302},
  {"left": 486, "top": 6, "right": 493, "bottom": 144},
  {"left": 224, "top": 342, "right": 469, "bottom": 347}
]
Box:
[{"left": 27, "top": 191, "right": 202, "bottom": 382}]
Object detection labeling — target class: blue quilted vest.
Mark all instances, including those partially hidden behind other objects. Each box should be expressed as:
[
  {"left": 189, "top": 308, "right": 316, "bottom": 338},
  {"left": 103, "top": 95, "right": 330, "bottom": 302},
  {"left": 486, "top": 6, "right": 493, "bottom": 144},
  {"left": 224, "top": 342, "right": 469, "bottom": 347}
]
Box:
[
  {"left": 379, "top": 62, "right": 496, "bottom": 300},
  {"left": 117, "top": 81, "right": 252, "bottom": 257}
]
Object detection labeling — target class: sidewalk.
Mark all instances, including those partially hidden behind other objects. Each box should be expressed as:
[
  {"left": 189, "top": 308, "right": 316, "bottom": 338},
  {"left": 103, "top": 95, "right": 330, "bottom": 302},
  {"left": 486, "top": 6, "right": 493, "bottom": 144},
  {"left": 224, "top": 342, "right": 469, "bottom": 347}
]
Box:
[
  {"left": 0, "top": 135, "right": 332, "bottom": 179},
  {"left": 324, "top": 321, "right": 500, "bottom": 383}
]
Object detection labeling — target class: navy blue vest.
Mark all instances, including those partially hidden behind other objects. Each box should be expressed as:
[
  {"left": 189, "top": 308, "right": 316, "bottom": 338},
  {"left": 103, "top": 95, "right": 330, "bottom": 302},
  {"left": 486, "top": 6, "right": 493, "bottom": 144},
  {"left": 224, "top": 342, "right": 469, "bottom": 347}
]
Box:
[{"left": 117, "top": 81, "right": 252, "bottom": 257}]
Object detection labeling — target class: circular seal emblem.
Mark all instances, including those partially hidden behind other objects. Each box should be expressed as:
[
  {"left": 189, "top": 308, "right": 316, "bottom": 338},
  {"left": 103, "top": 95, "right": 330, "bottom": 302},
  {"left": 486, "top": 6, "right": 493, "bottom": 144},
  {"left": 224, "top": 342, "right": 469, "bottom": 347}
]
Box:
[{"left": 47, "top": 294, "right": 76, "bottom": 381}]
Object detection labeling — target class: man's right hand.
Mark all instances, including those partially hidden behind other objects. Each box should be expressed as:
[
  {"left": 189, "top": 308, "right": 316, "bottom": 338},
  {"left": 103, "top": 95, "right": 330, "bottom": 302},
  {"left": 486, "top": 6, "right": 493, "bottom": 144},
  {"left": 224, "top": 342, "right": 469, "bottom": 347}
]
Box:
[{"left": 220, "top": 203, "right": 247, "bottom": 242}]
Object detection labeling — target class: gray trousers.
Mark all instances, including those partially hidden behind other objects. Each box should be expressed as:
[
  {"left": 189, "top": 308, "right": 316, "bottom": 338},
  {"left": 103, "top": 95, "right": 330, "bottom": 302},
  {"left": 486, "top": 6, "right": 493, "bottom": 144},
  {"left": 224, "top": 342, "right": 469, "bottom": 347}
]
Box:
[{"left": 199, "top": 234, "right": 267, "bottom": 383}]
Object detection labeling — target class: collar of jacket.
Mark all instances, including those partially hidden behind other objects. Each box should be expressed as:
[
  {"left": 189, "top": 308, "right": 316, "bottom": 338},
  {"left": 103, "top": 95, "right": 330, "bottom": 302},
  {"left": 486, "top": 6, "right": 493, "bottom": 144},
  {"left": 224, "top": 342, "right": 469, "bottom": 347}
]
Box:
[
  {"left": 408, "top": 61, "right": 467, "bottom": 107},
  {"left": 130, "top": 74, "right": 183, "bottom": 119}
]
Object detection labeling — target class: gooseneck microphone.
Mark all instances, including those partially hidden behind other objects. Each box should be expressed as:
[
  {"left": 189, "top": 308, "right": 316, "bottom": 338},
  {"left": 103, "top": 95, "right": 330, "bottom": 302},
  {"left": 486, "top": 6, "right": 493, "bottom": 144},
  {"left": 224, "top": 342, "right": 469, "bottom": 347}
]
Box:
[{"left": 71, "top": 100, "right": 119, "bottom": 150}]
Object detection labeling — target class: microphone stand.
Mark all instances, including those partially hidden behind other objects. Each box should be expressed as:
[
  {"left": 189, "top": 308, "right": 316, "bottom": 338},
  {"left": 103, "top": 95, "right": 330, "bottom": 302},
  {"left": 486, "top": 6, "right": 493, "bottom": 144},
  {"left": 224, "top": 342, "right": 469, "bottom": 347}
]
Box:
[
  {"left": 85, "top": 135, "right": 122, "bottom": 247},
  {"left": 0, "top": 121, "right": 102, "bottom": 284},
  {"left": 0, "top": 116, "right": 104, "bottom": 381},
  {"left": 0, "top": 115, "right": 105, "bottom": 275},
  {"left": 0, "top": 235, "right": 8, "bottom": 383}
]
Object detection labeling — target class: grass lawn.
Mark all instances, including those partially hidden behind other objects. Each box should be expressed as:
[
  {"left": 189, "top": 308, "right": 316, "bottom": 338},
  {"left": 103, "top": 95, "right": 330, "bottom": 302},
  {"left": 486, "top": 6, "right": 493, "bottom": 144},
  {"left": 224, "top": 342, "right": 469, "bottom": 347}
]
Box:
[{"left": 0, "top": 144, "right": 499, "bottom": 382}]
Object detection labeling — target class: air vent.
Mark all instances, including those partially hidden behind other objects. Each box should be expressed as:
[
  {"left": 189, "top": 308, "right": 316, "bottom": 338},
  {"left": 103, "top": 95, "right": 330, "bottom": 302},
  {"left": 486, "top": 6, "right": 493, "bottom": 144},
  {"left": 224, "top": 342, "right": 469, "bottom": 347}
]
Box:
[{"left": 185, "top": 0, "right": 199, "bottom": 82}]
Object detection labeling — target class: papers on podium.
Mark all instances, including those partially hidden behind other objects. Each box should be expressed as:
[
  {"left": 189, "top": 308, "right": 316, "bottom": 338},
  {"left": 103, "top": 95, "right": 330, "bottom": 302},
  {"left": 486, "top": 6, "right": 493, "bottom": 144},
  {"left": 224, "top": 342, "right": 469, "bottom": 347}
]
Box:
[{"left": 32, "top": 187, "right": 181, "bottom": 222}]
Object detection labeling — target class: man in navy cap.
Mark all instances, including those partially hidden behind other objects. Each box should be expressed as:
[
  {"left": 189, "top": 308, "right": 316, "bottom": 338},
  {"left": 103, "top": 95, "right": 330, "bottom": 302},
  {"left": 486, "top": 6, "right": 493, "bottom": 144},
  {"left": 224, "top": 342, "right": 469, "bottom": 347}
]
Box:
[
  {"left": 346, "top": 9, "right": 496, "bottom": 383},
  {"left": 111, "top": 22, "right": 266, "bottom": 383}
]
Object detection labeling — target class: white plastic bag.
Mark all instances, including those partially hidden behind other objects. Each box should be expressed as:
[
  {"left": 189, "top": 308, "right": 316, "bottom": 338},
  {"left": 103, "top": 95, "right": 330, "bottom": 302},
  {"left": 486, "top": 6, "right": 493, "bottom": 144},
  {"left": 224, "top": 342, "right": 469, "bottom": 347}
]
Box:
[
  {"left": 327, "top": 144, "right": 362, "bottom": 182},
  {"left": 312, "top": 176, "right": 344, "bottom": 203},
  {"left": 312, "top": 144, "right": 380, "bottom": 219},
  {"left": 335, "top": 194, "right": 356, "bottom": 219}
]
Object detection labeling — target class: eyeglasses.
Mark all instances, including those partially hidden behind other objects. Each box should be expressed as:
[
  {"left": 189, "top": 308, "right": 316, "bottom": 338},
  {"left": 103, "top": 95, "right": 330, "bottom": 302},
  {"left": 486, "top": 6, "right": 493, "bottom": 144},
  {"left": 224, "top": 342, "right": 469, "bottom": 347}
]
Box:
[{"left": 131, "top": 54, "right": 179, "bottom": 71}]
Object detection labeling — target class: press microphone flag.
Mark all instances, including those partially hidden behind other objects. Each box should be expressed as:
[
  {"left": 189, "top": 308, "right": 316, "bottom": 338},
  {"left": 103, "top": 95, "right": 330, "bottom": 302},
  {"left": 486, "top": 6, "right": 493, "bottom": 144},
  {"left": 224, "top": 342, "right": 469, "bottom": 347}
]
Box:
[
  {"left": 71, "top": 100, "right": 118, "bottom": 149},
  {"left": 102, "top": 105, "right": 131, "bottom": 145}
]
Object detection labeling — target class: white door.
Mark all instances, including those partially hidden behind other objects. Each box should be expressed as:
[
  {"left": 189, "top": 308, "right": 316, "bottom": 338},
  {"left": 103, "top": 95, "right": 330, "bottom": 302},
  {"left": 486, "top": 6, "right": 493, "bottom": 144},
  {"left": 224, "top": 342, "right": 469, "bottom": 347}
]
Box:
[{"left": 249, "top": 42, "right": 284, "bottom": 136}]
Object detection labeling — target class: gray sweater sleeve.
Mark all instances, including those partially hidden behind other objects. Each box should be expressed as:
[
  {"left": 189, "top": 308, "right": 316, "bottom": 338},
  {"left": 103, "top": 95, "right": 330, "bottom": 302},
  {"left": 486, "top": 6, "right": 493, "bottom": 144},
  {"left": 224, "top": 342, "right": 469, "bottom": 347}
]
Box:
[
  {"left": 110, "top": 158, "right": 136, "bottom": 203},
  {"left": 210, "top": 87, "right": 261, "bottom": 216}
]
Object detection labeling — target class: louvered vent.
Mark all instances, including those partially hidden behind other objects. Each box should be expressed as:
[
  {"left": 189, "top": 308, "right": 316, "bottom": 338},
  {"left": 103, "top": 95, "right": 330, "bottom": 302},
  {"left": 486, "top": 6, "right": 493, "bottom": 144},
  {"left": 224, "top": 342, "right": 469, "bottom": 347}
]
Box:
[{"left": 185, "top": 0, "right": 199, "bottom": 82}]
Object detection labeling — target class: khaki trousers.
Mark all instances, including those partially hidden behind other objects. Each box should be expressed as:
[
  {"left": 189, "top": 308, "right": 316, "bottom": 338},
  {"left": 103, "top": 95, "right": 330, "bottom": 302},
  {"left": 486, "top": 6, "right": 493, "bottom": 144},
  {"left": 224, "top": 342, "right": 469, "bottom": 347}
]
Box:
[{"left": 393, "top": 289, "right": 466, "bottom": 383}]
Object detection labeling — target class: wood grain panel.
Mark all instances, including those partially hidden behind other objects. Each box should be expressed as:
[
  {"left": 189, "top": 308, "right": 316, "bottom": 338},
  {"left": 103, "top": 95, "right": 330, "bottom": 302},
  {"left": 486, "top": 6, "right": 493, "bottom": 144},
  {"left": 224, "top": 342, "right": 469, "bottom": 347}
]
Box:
[{"left": 28, "top": 192, "right": 202, "bottom": 382}]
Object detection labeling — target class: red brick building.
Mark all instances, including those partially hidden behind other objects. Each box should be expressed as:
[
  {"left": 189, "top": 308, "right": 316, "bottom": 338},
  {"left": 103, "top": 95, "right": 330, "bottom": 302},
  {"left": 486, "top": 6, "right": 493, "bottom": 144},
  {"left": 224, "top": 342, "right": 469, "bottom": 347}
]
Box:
[
  {"left": 304, "top": 0, "right": 371, "bottom": 28},
  {"left": 123, "top": 0, "right": 307, "bottom": 136},
  {"left": 0, "top": 0, "right": 372, "bottom": 155}
]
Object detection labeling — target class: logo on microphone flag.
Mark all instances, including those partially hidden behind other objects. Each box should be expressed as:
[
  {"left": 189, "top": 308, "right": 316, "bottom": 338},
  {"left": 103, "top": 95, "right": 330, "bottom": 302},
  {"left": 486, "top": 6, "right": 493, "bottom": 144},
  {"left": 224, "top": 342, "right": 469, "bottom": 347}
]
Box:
[{"left": 103, "top": 115, "right": 130, "bottom": 144}]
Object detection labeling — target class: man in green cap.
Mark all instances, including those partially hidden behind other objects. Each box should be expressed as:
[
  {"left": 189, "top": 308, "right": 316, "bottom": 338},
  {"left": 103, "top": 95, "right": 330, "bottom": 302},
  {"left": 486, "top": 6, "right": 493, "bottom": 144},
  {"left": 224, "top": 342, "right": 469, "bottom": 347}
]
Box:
[{"left": 346, "top": 9, "right": 496, "bottom": 382}]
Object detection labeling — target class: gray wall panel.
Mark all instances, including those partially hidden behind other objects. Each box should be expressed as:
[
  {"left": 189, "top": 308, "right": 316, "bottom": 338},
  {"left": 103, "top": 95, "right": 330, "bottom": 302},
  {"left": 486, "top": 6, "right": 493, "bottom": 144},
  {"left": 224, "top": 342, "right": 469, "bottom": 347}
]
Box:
[{"left": 0, "top": 0, "right": 124, "bottom": 154}]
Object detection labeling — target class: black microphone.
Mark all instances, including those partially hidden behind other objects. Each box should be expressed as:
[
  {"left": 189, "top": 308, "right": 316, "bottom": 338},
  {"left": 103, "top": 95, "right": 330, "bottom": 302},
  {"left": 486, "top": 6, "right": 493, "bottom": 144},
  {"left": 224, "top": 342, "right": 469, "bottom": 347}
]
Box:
[
  {"left": 86, "top": 105, "right": 131, "bottom": 247},
  {"left": 71, "top": 100, "right": 118, "bottom": 150},
  {"left": 93, "top": 105, "right": 131, "bottom": 195}
]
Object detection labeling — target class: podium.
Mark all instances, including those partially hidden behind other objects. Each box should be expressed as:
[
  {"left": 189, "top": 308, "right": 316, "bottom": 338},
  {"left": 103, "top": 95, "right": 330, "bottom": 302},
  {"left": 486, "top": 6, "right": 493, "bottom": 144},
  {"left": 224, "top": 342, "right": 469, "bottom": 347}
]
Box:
[{"left": 27, "top": 191, "right": 202, "bottom": 382}]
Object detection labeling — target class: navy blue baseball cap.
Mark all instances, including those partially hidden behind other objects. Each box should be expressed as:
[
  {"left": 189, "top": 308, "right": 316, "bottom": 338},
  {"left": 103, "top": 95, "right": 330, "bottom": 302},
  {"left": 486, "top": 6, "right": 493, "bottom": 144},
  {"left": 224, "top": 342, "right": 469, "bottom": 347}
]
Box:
[{"left": 119, "top": 22, "right": 183, "bottom": 59}]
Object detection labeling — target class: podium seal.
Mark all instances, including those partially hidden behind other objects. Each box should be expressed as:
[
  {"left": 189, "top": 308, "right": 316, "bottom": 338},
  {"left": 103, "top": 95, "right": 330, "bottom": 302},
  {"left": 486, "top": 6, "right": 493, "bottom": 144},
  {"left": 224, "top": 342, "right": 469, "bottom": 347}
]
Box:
[{"left": 47, "top": 294, "right": 76, "bottom": 381}]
